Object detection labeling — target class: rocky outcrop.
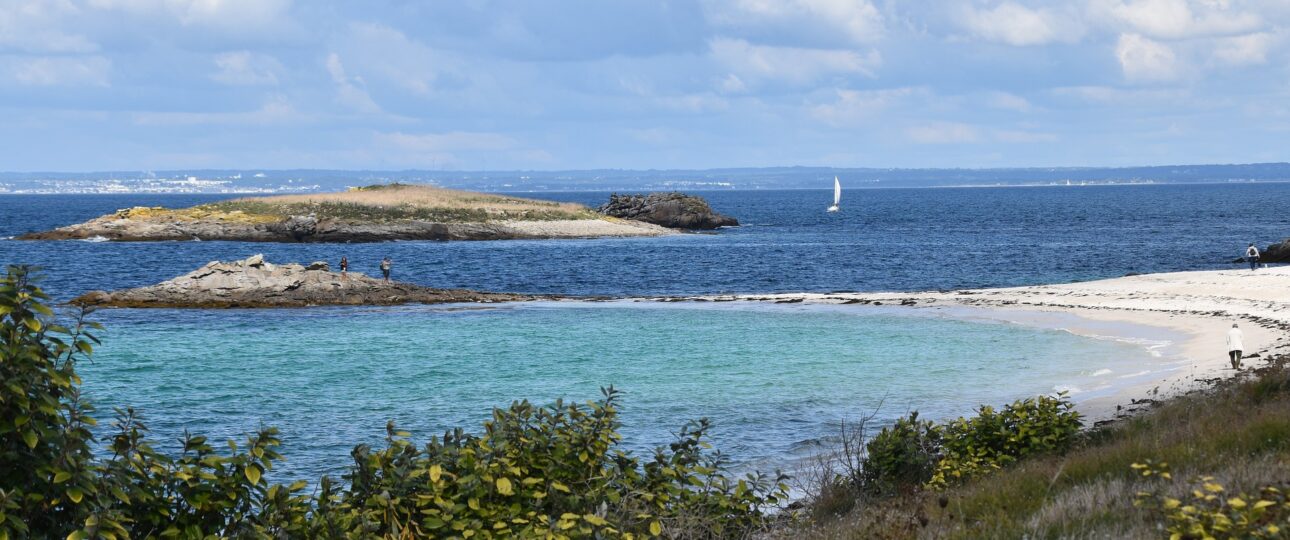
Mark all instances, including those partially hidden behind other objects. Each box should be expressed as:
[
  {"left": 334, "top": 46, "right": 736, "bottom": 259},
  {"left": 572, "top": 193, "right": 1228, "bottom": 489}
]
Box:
[
  {"left": 71, "top": 255, "right": 541, "bottom": 308},
  {"left": 596, "top": 193, "right": 738, "bottom": 230},
  {"left": 1264, "top": 239, "right": 1290, "bottom": 263},
  {"left": 18, "top": 209, "right": 674, "bottom": 243}
]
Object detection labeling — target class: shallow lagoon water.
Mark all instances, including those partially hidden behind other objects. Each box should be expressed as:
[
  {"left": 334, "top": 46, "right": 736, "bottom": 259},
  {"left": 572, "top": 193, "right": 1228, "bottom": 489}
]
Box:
[{"left": 82, "top": 301, "right": 1164, "bottom": 482}]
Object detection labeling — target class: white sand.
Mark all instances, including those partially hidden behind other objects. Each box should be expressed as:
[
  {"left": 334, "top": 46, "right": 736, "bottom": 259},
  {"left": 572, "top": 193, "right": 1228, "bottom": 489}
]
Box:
[{"left": 691, "top": 266, "right": 1290, "bottom": 422}]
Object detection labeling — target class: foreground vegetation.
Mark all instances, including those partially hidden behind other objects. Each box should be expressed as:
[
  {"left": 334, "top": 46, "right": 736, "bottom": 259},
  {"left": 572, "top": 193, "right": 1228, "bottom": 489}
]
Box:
[
  {"left": 118, "top": 184, "right": 599, "bottom": 224},
  {"left": 8, "top": 260, "right": 1286, "bottom": 538},
  {"left": 0, "top": 266, "right": 785, "bottom": 539},
  {"left": 786, "top": 352, "right": 1290, "bottom": 538}
]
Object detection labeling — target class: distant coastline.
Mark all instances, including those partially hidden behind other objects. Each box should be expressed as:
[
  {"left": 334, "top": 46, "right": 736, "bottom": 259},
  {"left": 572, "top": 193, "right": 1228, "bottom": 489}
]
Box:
[{"left": 2, "top": 162, "right": 1289, "bottom": 194}]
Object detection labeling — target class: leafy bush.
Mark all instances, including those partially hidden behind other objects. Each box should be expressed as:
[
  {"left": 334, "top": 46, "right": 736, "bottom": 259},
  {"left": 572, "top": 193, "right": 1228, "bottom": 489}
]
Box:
[
  {"left": 855, "top": 394, "right": 1083, "bottom": 495},
  {"left": 1133, "top": 460, "right": 1289, "bottom": 539},
  {"left": 928, "top": 393, "right": 1082, "bottom": 489},
  {"left": 0, "top": 265, "right": 787, "bottom": 539},
  {"left": 860, "top": 412, "right": 941, "bottom": 496}
]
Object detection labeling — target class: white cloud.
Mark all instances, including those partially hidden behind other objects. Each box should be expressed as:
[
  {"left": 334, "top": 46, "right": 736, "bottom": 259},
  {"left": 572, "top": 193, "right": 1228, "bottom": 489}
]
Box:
[
  {"left": 710, "top": 38, "right": 882, "bottom": 86},
  {"left": 342, "top": 23, "right": 440, "bottom": 96},
  {"left": 961, "top": 3, "right": 1076, "bottom": 46},
  {"left": 655, "top": 93, "right": 730, "bottom": 113},
  {"left": 1092, "top": 0, "right": 1264, "bottom": 40},
  {"left": 706, "top": 0, "right": 884, "bottom": 45},
  {"left": 994, "top": 129, "right": 1058, "bottom": 142},
  {"left": 1050, "top": 85, "right": 1188, "bottom": 104},
  {"left": 86, "top": 0, "right": 293, "bottom": 30},
  {"left": 809, "top": 87, "right": 922, "bottom": 126},
  {"left": 1210, "top": 31, "right": 1276, "bottom": 66},
  {"left": 1115, "top": 33, "right": 1181, "bottom": 81},
  {"left": 374, "top": 131, "right": 517, "bottom": 153},
  {"left": 718, "top": 73, "right": 747, "bottom": 93},
  {"left": 211, "top": 51, "right": 281, "bottom": 85},
  {"left": 325, "top": 53, "right": 381, "bottom": 114},
  {"left": 5, "top": 55, "right": 110, "bottom": 86},
  {"left": 0, "top": 0, "right": 99, "bottom": 54},
  {"left": 906, "top": 122, "right": 980, "bottom": 144},
  {"left": 132, "top": 96, "right": 300, "bottom": 126},
  {"left": 986, "top": 91, "right": 1035, "bottom": 112}
]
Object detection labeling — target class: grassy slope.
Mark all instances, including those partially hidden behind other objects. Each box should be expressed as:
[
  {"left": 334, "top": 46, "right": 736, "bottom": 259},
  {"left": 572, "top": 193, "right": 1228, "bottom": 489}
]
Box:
[
  {"left": 793, "top": 357, "right": 1290, "bottom": 539},
  {"left": 120, "top": 184, "right": 599, "bottom": 224}
]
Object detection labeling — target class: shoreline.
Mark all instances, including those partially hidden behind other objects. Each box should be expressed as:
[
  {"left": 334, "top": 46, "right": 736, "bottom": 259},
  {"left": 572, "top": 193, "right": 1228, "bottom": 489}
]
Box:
[{"left": 676, "top": 266, "right": 1290, "bottom": 424}]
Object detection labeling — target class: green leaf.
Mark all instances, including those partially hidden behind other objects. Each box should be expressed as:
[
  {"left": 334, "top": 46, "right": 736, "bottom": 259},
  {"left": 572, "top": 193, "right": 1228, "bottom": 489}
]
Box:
[
  {"left": 53, "top": 471, "right": 71, "bottom": 483},
  {"left": 22, "top": 430, "right": 36, "bottom": 449},
  {"left": 245, "top": 465, "right": 261, "bottom": 485},
  {"left": 67, "top": 487, "right": 84, "bottom": 504},
  {"left": 66, "top": 531, "right": 88, "bottom": 540},
  {"left": 650, "top": 521, "right": 662, "bottom": 535},
  {"left": 496, "top": 477, "right": 513, "bottom": 496}
]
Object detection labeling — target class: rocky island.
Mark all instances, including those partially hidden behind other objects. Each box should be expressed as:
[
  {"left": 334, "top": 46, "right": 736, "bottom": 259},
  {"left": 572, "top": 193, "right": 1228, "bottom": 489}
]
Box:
[
  {"left": 19, "top": 184, "right": 675, "bottom": 243},
  {"left": 596, "top": 192, "right": 738, "bottom": 229},
  {"left": 72, "top": 255, "right": 540, "bottom": 308}
]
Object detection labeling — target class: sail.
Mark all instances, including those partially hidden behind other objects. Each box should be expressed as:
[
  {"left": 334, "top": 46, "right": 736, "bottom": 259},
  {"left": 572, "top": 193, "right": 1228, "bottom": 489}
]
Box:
[{"left": 833, "top": 177, "right": 841, "bottom": 205}]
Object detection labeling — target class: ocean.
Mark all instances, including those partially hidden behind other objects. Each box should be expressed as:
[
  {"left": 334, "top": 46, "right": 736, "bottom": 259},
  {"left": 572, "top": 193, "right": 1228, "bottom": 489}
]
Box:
[{"left": 2, "top": 183, "right": 1288, "bottom": 482}]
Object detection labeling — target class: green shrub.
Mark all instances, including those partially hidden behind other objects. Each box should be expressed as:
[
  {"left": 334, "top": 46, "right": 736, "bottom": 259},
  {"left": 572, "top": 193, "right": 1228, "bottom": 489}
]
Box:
[
  {"left": 861, "top": 412, "right": 941, "bottom": 495},
  {"left": 0, "top": 265, "right": 788, "bottom": 539},
  {"left": 928, "top": 393, "right": 1083, "bottom": 489},
  {"left": 855, "top": 394, "right": 1083, "bottom": 496}
]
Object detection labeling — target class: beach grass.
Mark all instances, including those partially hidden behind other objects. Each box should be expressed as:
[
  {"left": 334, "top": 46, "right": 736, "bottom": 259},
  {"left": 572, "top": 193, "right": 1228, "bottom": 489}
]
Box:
[
  {"left": 788, "top": 355, "right": 1290, "bottom": 539},
  {"left": 125, "top": 184, "right": 600, "bottom": 224}
]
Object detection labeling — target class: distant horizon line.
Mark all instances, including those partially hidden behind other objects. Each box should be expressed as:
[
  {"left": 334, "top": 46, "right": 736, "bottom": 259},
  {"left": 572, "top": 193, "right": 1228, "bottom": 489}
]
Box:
[{"left": 3, "top": 161, "right": 1289, "bottom": 176}]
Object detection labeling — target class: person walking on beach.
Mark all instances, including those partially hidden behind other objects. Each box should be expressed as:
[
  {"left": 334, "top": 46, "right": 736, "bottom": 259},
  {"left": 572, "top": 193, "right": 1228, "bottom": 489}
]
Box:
[
  {"left": 1227, "top": 323, "right": 1245, "bottom": 369},
  {"left": 339, "top": 256, "right": 348, "bottom": 276},
  {"left": 380, "top": 257, "right": 392, "bottom": 282},
  {"left": 1246, "top": 243, "right": 1261, "bottom": 271}
]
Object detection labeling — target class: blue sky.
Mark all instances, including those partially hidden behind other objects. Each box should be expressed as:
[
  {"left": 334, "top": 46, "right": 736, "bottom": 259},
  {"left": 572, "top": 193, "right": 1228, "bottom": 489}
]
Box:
[{"left": 1, "top": 0, "right": 1288, "bottom": 171}]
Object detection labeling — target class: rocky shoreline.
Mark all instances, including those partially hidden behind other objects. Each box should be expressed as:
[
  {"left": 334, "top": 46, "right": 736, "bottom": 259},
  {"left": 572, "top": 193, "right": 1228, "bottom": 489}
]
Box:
[
  {"left": 72, "top": 255, "right": 544, "bottom": 308},
  {"left": 19, "top": 211, "right": 675, "bottom": 243}
]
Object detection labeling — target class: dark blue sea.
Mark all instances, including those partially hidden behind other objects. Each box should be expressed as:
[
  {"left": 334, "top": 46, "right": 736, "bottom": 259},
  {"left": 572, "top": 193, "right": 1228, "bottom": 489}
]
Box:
[
  {"left": 1, "top": 184, "right": 1286, "bottom": 482},
  {"left": 3, "top": 184, "right": 1287, "bottom": 300}
]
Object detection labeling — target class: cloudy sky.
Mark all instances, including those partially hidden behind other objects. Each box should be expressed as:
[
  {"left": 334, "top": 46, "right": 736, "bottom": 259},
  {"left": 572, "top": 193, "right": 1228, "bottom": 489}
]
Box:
[{"left": 2, "top": 0, "right": 1288, "bottom": 171}]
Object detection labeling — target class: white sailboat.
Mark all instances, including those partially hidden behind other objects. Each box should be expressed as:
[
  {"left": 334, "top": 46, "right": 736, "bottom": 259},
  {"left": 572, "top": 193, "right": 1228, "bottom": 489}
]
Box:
[{"left": 827, "top": 176, "right": 841, "bottom": 212}]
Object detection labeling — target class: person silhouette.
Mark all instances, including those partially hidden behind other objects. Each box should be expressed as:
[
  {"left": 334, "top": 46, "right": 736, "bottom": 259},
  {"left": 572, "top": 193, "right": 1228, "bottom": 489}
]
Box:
[
  {"left": 1227, "top": 323, "right": 1245, "bottom": 369},
  {"left": 1246, "top": 243, "right": 1260, "bottom": 271}
]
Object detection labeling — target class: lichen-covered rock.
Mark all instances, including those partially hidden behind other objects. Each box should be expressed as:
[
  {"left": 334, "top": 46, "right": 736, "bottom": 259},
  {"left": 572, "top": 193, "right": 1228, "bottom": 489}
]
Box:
[
  {"left": 71, "top": 255, "right": 541, "bottom": 308},
  {"left": 595, "top": 192, "right": 738, "bottom": 230}
]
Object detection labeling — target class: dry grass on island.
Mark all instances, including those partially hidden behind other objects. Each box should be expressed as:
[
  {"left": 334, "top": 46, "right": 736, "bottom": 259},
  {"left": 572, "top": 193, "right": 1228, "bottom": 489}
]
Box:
[
  {"left": 18, "top": 183, "right": 674, "bottom": 242},
  {"left": 204, "top": 183, "right": 600, "bottom": 224}
]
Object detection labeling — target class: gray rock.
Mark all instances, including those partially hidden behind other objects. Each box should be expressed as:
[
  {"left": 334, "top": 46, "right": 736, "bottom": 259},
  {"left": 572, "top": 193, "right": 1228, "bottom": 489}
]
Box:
[
  {"left": 596, "top": 192, "right": 738, "bottom": 230},
  {"left": 72, "top": 255, "right": 541, "bottom": 308},
  {"left": 305, "top": 261, "right": 330, "bottom": 271}
]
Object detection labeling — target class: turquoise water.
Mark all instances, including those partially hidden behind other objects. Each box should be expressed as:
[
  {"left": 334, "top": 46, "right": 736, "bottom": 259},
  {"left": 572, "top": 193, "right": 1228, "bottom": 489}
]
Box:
[{"left": 81, "top": 301, "right": 1160, "bottom": 482}]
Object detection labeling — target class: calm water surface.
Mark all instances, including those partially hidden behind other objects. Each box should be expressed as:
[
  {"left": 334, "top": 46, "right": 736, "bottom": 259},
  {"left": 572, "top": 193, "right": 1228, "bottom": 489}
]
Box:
[{"left": 1, "top": 184, "right": 1285, "bottom": 481}]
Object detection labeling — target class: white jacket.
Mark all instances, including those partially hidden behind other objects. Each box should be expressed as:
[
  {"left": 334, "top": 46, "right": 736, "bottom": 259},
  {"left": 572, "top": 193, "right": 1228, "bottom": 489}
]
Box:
[{"left": 1227, "top": 327, "right": 1245, "bottom": 352}]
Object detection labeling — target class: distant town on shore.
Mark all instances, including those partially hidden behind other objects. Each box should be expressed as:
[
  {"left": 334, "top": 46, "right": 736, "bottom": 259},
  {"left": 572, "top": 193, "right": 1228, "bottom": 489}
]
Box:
[{"left": 3, "top": 162, "right": 1290, "bottom": 194}]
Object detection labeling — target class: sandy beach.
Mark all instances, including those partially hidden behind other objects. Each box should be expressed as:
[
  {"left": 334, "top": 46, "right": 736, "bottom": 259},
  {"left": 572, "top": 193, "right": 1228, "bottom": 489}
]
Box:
[{"left": 685, "top": 266, "right": 1290, "bottom": 422}]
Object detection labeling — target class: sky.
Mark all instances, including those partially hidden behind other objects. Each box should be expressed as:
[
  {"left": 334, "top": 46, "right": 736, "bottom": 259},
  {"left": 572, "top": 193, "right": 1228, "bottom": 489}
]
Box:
[{"left": 1, "top": 0, "right": 1288, "bottom": 172}]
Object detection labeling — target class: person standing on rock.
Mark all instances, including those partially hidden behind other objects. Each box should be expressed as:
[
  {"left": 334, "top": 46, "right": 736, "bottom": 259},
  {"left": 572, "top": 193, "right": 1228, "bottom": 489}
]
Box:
[
  {"left": 1227, "top": 323, "right": 1245, "bottom": 369},
  {"left": 380, "top": 257, "right": 392, "bottom": 282},
  {"left": 1246, "top": 243, "right": 1261, "bottom": 271},
  {"left": 340, "top": 256, "right": 349, "bottom": 276}
]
